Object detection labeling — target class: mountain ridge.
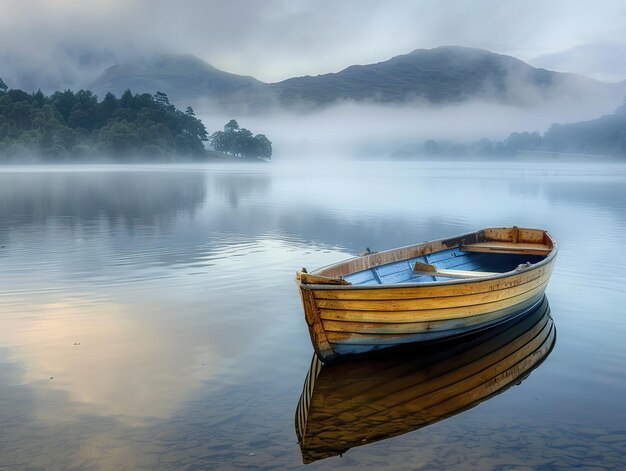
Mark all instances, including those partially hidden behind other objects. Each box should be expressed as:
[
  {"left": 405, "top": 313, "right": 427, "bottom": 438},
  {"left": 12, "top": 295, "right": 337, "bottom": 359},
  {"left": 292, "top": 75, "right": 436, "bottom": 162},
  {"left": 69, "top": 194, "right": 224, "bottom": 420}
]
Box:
[{"left": 90, "top": 46, "right": 626, "bottom": 112}]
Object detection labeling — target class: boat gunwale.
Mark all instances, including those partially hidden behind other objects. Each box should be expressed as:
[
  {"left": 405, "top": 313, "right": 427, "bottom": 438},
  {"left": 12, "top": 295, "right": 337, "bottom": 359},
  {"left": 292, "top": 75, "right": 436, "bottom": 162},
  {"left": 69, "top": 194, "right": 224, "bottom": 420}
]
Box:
[{"left": 298, "top": 227, "right": 557, "bottom": 291}]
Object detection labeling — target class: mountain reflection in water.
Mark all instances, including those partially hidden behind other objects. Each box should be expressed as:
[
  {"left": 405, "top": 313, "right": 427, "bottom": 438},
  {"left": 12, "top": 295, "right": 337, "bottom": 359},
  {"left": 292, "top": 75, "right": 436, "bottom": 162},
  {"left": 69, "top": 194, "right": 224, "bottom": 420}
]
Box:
[{"left": 295, "top": 296, "right": 556, "bottom": 464}]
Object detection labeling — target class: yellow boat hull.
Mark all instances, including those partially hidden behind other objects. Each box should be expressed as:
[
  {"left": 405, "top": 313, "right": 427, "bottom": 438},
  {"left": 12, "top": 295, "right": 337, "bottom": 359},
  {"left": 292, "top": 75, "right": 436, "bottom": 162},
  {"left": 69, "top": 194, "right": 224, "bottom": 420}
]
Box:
[{"left": 296, "top": 227, "right": 557, "bottom": 362}]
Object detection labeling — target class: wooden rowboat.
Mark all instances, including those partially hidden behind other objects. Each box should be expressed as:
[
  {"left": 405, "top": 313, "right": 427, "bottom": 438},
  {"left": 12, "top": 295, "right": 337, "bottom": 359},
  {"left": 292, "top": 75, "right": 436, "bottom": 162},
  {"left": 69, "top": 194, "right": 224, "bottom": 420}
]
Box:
[
  {"left": 295, "top": 296, "right": 556, "bottom": 463},
  {"left": 296, "top": 226, "right": 557, "bottom": 362}
]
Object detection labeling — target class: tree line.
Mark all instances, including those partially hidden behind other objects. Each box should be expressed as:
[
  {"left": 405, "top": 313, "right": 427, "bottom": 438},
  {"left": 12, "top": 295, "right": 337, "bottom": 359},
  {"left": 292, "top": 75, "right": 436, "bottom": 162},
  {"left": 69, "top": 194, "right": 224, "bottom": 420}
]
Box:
[
  {"left": 408, "top": 100, "right": 626, "bottom": 158},
  {"left": 0, "top": 78, "right": 272, "bottom": 161}
]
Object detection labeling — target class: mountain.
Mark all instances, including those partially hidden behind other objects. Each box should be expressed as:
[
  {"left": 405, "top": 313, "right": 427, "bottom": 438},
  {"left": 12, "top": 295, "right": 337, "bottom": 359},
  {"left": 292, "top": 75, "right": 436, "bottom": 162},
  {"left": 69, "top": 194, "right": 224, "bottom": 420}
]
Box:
[
  {"left": 90, "top": 47, "right": 626, "bottom": 111},
  {"left": 266, "top": 46, "right": 570, "bottom": 106},
  {"left": 91, "top": 54, "right": 264, "bottom": 104}
]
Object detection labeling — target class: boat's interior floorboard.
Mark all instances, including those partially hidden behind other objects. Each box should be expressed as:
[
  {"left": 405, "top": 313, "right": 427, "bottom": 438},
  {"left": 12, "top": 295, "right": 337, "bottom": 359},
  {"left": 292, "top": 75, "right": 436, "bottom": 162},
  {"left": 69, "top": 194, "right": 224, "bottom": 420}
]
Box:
[{"left": 342, "top": 247, "right": 545, "bottom": 286}]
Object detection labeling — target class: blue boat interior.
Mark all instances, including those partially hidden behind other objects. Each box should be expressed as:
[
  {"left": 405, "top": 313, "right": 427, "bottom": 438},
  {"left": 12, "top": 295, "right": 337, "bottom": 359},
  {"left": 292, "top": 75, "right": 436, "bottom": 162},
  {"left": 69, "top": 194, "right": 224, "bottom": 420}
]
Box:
[{"left": 342, "top": 247, "right": 545, "bottom": 285}]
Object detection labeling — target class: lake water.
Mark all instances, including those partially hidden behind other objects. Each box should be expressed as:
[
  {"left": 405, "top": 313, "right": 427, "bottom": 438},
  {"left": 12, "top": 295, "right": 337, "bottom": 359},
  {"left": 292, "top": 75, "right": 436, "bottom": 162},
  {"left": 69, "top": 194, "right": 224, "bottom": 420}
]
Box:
[{"left": 1, "top": 160, "right": 625, "bottom": 470}]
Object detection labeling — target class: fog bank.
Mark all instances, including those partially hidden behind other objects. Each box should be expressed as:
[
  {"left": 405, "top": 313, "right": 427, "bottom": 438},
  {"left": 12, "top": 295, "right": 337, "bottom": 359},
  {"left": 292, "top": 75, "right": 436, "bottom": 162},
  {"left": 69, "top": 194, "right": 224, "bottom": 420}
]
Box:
[{"left": 198, "top": 93, "right": 625, "bottom": 159}]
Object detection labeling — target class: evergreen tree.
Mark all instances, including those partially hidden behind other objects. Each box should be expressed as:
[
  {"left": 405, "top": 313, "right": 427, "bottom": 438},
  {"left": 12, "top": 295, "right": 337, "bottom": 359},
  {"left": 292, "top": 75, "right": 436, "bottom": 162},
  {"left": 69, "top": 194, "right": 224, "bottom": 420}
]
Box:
[{"left": 0, "top": 84, "right": 213, "bottom": 160}]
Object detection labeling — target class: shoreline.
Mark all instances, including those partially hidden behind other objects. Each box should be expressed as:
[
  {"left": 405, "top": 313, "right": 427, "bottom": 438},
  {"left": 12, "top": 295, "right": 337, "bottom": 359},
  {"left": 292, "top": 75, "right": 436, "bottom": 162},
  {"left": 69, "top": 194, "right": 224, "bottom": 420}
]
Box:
[{"left": 0, "top": 151, "right": 270, "bottom": 165}]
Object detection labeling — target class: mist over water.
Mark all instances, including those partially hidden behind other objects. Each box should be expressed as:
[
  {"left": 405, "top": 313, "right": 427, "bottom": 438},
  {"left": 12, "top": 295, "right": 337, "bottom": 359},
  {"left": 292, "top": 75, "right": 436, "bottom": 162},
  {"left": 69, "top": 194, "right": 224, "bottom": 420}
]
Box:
[
  {"left": 1, "top": 161, "right": 625, "bottom": 469},
  {"left": 198, "top": 91, "right": 625, "bottom": 160}
]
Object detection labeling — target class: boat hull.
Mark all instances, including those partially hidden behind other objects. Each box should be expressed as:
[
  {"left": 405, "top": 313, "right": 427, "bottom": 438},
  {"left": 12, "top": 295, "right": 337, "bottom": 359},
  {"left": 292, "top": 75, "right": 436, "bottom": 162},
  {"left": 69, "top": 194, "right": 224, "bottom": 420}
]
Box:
[{"left": 297, "top": 227, "right": 557, "bottom": 362}]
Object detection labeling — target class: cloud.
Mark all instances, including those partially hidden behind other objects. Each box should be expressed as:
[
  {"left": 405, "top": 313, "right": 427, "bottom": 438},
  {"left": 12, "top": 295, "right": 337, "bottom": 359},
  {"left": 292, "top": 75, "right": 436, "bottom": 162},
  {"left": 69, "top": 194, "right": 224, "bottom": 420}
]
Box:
[
  {"left": 0, "top": 297, "right": 218, "bottom": 422},
  {"left": 1, "top": 0, "right": 626, "bottom": 90},
  {"left": 198, "top": 82, "right": 625, "bottom": 160},
  {"left": 530, "top": 43, "right": 626, "bottom": 82}
]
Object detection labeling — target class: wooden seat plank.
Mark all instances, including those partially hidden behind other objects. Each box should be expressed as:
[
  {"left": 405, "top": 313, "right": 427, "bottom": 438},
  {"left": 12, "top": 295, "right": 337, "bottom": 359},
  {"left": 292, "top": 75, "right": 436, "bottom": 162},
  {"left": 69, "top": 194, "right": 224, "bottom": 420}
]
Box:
[
  {"left": 413, "top": 269, "right": 499, "bottom": 279},
  {"left": 460, "top": 242, "right": 551, "bottom": 256},
  {"left": 412, "top": 261, "right": 498, "bottom": 279}
]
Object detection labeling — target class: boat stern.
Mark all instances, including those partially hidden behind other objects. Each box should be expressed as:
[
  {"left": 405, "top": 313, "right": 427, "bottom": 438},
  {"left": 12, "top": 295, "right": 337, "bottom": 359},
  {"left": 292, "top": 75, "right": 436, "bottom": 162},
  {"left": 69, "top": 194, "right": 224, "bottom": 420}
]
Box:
[{"left": 296, "top": 271, "right": 341, "bottom": 362}]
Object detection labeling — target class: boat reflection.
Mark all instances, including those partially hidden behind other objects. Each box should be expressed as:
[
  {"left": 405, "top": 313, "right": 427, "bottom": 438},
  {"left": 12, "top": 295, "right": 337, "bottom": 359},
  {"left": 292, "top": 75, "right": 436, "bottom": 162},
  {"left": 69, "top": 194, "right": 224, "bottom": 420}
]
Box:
[{"left": 295, "top": 296, "right": 556, "bottom": 464}]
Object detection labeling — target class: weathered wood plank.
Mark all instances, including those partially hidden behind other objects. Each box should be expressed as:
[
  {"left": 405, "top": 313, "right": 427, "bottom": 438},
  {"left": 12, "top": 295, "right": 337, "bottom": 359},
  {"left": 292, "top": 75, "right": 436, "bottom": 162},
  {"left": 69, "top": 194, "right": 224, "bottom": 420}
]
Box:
[
  {"left": 314, "top": 264, "right": 552, "bottom": 300},
  {"left": 321, "top": 297, "right": 544, "bottom": 333},
  {"left": 460, "top": 241, "right": 551, "bottom": 256},
  {"left": 414, "top": 268, "right": 499, "bottom": 279},
  {"left": 298, "top": 272, "right": 352, "bottom": 285},
  {"left": 482, "top": 227, "right": 547, "bottom": 243},
  {"left": 325, "top": 301, "right": 550, "bottom": 346},
  {"left": 318, "top": 286, "right": 546, "bottom": 324},
  {"left": 298, "top": 287, "right": 338, "bottom": 362},
  {"left": 413, "top": 261, "right": 436, "bottom": 272},
  {"left": 315, "top": 276, "right": 549, "bottom": 312}
]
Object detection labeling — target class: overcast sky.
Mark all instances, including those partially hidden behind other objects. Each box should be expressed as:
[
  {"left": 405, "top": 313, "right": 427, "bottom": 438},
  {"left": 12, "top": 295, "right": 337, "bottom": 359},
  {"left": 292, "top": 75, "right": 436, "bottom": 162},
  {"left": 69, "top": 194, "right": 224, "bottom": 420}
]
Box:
[{"left": 1, "top": 0, "right": 625, "bottom": 83}]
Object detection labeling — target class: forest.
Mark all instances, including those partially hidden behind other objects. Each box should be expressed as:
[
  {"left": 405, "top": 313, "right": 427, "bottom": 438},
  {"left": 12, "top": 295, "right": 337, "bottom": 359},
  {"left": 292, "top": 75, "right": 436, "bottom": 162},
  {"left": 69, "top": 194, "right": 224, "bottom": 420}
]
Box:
[{"left": 0, "top": 78, "right": 271, "bottom": 161}]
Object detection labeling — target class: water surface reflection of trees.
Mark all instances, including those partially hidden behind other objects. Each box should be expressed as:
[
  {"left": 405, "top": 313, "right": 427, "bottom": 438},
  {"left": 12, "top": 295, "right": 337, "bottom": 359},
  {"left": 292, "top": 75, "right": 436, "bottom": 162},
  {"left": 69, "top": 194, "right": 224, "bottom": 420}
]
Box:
[{"left": 0, "top": 171, "right": 207, "bottom": 229}]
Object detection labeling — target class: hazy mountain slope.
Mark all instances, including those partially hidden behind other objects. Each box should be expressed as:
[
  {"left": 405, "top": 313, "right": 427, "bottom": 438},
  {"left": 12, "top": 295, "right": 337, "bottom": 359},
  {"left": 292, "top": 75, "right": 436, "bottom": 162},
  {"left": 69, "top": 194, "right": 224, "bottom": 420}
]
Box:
[
  {"left": 255, "top": 46, "right": 623, "bottom": 110},
  {"left": 268, "top": 46, "right": 560, "bottom": 105},
  {"left": 90, "top": 47, "right": 625, "bottom": 111},
  {"left": 541, "top": 102, "right": 626, "bottom": 155},
  {"left": 91, "top": 54, "right": 265, "bottom": 103}
]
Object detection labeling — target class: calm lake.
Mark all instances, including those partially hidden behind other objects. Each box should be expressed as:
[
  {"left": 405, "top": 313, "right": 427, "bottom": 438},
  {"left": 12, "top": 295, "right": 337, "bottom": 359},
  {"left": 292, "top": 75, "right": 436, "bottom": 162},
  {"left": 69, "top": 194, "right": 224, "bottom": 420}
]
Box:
[{"left": 1, "top": 160, "right": 625, "bottom": 470}]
